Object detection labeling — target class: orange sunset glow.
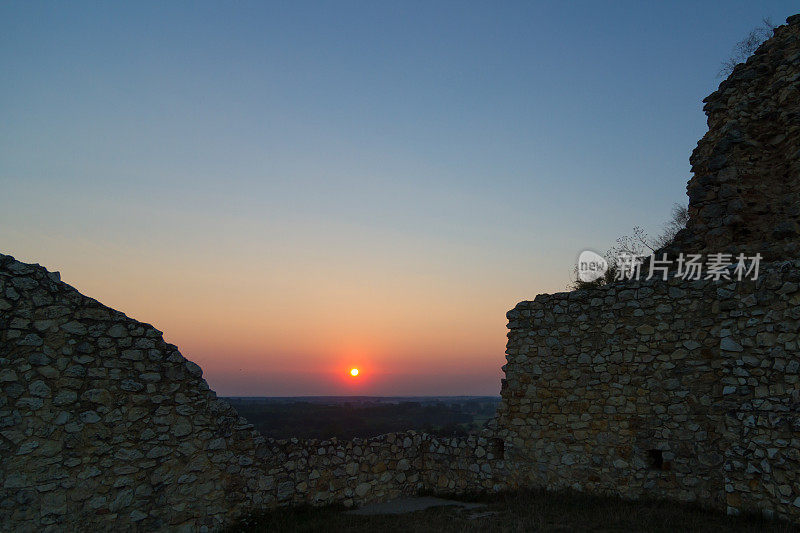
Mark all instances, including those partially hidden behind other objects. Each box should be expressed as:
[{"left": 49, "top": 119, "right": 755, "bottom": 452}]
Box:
[
  {"left": 1, "top": 243, "right": 515, "bottom": 396},
  {"left": 5, "top": 2, "right": 777, "bottom": 399}
]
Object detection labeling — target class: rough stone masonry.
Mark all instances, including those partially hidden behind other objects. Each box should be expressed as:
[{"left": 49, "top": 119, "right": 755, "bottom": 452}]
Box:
[
  {"left": 500, "top": 13, "right": 800, "bottom": 522},
  {"left": 0, "top": 253, "right": 510, "bottom": 532},
  {"left": 2, "top": 12, "right": 800, "bottom": 533}
]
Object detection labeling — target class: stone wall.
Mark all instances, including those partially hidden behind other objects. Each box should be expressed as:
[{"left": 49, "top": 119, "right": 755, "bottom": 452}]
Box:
[
  {"left": 500, "top": 262, "right": 800, "bottom": 520},
  {"left": 0, "top": 253, "right": 266, "bottom": 531},
  {"left": 251, "top": 430, "right": 509, "bottom": 508},
  {"left": 670, "top": 14, "right": 800, "bottom": 260},
  {"left": 0, "top": 253, "right": 509, "bottom": 532},
  {"left": 494, "top": 15, "right": 800, "bottom": 521}
]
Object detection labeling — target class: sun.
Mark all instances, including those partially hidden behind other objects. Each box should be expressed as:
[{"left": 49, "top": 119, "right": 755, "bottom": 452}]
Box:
[{"left": 350, "top": 368, "right": 359, "bottom": 377}]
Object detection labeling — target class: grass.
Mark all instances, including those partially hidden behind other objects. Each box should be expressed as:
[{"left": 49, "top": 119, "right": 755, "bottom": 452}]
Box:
[{"left": 225, "top": 488, "right": 800, "bottom": 532}]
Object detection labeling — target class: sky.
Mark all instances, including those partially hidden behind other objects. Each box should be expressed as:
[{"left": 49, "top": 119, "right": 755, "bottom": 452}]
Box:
[{"left": 2, "top": 1, "right": 798, "bottom": 396}]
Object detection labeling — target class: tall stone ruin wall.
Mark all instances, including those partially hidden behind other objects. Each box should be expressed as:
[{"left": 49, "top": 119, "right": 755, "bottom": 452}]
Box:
[
  {"left": 672, "top": 14, "right": 800, "bottom": 260},
  {"left": 498, "top": 14, "right": 800, "bottom": 522},
  {"left": 0, "top": 253, "right": 510, "bottom": 532},
  {"left": 501, "top": 264, "right": 800, "bottom": 520}
]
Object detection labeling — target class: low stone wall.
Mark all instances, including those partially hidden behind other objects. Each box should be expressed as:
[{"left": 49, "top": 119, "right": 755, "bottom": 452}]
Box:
[
  {"left": 250, "top": 431, "right": 510, "bottom": 508},
  {"left": 0, "top": 253, "right": 509, "bottom": 532},
  {"left": 500, "top": 262, "right": 800, "bottom": 520}
]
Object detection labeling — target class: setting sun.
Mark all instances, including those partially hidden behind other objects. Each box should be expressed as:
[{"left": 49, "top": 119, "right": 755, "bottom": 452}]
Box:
[{"left": 350, "top": 368, "right": 359, "bottom": 377}]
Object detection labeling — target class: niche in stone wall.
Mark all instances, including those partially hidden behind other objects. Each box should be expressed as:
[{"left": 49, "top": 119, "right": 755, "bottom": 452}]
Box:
[
  {"left": 490, "top": 438, "right": 505, "bottom": 459},
  {"left": 647, "top": 449, "right": 671, "bottom": 471}
]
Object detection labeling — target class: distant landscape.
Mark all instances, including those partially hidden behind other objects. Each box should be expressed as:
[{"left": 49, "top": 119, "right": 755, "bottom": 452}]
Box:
[{"left": 226, "top": 396, "right": 501, "bottom": 440}]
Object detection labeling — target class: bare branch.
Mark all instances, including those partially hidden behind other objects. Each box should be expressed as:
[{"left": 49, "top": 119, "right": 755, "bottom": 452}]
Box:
[
  {"left": 718, "top": 19, "right": 775, "bottom": 78},
  {"left": 569, "top": 203, "right": 689, "bottom": 289}
]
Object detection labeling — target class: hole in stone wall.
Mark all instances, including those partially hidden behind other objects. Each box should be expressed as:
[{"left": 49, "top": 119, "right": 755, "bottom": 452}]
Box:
[
  {"left": 648, "top": 449, "right": 664, "bottom": 470},
  {"left": 490, "top": 438, "right": 505, "bottom": 459}
]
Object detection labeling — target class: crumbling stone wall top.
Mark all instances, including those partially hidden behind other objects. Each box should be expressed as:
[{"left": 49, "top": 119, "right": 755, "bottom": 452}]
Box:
[{"left": 672, "top": 15, "right": 800, "bottom": 260}]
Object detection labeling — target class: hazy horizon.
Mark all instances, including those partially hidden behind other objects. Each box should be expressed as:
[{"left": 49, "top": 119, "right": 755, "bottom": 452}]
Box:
[
  {"left": 3, "top": 1, "right": 798, "bottom": 396},
  {"left": 222, "top": 395, "right": 501, "bottom": 399}
]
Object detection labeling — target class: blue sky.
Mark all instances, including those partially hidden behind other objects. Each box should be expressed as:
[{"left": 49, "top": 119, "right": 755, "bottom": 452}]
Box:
[{"left": 1, "top": 1, "right": 798, "bottom": 395}]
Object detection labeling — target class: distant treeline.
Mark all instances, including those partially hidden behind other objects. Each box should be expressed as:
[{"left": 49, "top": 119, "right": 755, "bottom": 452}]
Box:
[{"left": 225, "top": 398, "right": 499, "bottom": 440}]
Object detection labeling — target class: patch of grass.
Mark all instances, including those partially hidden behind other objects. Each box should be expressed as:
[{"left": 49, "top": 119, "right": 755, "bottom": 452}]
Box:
[{"left": 226, "top": 489, "right": 800, "bottom": 533}]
